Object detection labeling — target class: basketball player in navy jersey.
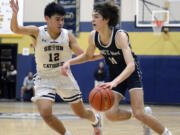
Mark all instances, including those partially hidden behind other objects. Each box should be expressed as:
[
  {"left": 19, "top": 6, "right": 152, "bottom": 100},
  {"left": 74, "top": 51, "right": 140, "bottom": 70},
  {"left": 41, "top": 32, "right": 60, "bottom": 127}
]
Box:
[
  {"left": 10, "top": 0, "right": 103, "bottom": 135},
  {"left": 61, "top": 2, "right": 173, "bottom": 135}
]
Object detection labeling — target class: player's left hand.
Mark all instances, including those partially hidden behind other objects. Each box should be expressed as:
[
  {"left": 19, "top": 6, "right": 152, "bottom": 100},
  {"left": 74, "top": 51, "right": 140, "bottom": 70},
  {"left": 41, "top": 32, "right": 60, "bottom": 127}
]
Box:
[
  {"left": 61, "top": 61, "right": 70, "bottom": 76},
  {"left": 99, "top": 81, "right": 117, "bottom": 89}
]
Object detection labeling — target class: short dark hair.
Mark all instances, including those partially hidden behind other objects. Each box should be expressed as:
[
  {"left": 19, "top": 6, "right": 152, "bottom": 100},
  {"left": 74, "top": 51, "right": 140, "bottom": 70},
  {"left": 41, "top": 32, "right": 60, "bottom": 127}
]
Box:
[
  {"left": 44, "top": 2, "right": 66, "bottom": 17},
  {"left": 94, "top": 2, "right": 120, "bottom": 27}
]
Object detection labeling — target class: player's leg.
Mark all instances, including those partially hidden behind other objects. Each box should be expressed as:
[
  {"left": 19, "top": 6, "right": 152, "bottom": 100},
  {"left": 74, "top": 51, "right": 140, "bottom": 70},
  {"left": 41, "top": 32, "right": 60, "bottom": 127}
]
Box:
[
  {"left": 36, "top": 99, "right": 70, "bottom": 135},
  {"left": 32, "top": 75, "right": 72, "bottom": 135},
  {"left": 58, "top": 78, "right": 102, "bottom": 134},
  {"left": 70, "top": 100, "right": 102, "bottom": 135},
  {"left": 60, "top": 71, "right": 102, "bottom": 135},
  {"left": 130, "top": 89, "right": 172, "bottom": 135},
  {"left": 32, "top": 87, "right": 35, "bottom": 96},
  {"left": 70, "top": 100, "right": 96, "bottom": 122},
  {"left": 20, "top": 86, "right": 26, "bottom": 101},
  {"left": 59, "top": 71, "right": 98, "bottom": 123},
  {"left": 104, "top": 91, "right": 132, "bottom": 121},
  {"left": 59, "top": 88, "right": 102, "bottom": 135}
]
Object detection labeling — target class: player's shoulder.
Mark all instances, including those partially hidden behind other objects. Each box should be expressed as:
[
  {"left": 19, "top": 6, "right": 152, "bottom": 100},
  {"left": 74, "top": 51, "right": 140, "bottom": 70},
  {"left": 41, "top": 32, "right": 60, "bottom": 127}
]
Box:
[
  {"left": 38, "top": 25, "right": 47, "bottom": 31},
  {"left": 65, "top": 29, "right": 75, "bottom": 40},
  {"left": 90, "top": 30, "right": 96, "bottom": 34},
  {"left": 115, "top": 28, "right": 127, "bottom": 35},
  {"left": 61, "top": 28, "right": 69, "bottom": 33},
  {"left": 37, "top": 25, "right": 47, "bottom": 39},
  {"left": 115, "top": 28, "right": 129, "bottom": 40},
  {"left": 24, "top": 76, "right": 28, "bottom": 80},
  {"left": 89, "top": 30, "right": 96, "bottom": 38}
]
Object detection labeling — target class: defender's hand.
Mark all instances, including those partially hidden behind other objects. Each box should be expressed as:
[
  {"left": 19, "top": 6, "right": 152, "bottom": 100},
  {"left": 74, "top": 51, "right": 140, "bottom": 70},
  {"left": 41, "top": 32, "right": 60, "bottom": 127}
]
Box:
[
  {"left": 61, "top": 61, "right": 70, "bottom": 76},
  {"left": 10, "top": 0, "right": 19, "bottom": 15}
]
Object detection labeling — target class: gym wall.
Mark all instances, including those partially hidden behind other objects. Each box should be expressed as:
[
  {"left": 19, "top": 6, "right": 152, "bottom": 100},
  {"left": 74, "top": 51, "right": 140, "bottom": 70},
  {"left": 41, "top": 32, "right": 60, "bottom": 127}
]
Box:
[{"left": 1, "top": 0, "right": 180, "bottom": 104}]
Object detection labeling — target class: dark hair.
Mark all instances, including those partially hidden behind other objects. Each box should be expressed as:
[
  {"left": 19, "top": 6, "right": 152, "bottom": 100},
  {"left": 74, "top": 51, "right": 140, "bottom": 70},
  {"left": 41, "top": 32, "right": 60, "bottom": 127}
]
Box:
[
  {"left": 44, "top": 2, "right": 66, "bottom": 17},
  {"left": 94, "top": 2, "right": 120, "bottom": 27}
]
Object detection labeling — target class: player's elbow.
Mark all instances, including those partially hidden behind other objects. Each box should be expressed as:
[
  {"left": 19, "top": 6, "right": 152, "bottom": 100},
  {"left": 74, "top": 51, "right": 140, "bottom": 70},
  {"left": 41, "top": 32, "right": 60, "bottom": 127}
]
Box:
[
  {"left": 85, "top": 53, "right": 93, "bottom": 61},
  {"left": 77, "top": 50, "right": 84, "bottom": 56},
  {"left": 74, "top": 47, "right": 84, "bottom": 56},
  {"left": 10, "top": 26, "right": 15, "bottom": 32},
  {"left": 128, "top": 62, "right": 135, "bottom": 73},
  {"left": 10, "top": 26, "right": 19, "bottom": 33}
]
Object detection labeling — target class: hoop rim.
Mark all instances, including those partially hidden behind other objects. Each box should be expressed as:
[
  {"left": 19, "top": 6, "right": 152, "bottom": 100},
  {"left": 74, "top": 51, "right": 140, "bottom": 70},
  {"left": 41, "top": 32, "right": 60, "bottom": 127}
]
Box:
[{"left": 152, "top": 21, "right": 164, "bottom": 27}]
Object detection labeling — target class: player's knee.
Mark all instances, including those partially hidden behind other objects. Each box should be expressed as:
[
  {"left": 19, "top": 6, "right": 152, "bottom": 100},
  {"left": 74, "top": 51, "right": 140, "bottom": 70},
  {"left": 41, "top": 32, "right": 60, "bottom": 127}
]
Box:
[
  {"left": 72, "top": 108, "right": 87, "bottom": 119},
  {"left": 133, "top": 110, "right": 146, "bottom": 121},
  {"left": 106, "top": 115, "right": 116, "bottom": 121},
  {"left": 39, "top": 108, "right": 52, "bottom": 120},
  {"left": 105, "top": 111, "right": 117, "bottom": 121},
  {"left": 76, "top": 112, "right": 86, "bottom": 119},
  {"left": 77, "top": 109, "right": 93, "bottom": 119}
]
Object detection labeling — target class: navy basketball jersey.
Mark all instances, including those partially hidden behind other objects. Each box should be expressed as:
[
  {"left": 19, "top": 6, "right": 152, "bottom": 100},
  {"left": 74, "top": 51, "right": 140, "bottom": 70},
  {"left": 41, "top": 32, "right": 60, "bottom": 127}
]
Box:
[{"left": 94, "top": 28, "right": 138, "bottom": 71}]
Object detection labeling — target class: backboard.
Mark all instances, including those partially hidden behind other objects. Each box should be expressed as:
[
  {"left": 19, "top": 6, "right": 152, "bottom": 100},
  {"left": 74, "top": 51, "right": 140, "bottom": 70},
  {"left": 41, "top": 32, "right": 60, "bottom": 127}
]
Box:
[{"left": 136, "top": 0, "right": 180, "bottom": 27}]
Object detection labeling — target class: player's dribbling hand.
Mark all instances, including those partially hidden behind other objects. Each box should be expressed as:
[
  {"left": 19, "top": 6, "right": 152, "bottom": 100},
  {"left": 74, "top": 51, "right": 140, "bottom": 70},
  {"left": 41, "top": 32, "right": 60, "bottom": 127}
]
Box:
[
  {"left": 61, "top": 61, "right": 70, "bottom": 76},
  {"left": 100, "top": 81, "right": 117, "bottom": 89},
  {"left": 10, "top": 0, "right": 19, "bottom": 14}
]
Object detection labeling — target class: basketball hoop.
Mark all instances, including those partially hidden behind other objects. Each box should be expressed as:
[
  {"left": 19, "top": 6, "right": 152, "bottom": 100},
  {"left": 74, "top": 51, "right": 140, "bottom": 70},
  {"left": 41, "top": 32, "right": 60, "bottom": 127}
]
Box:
[{"left": 152, "top": 21, "right": 164, "bottom": 35}]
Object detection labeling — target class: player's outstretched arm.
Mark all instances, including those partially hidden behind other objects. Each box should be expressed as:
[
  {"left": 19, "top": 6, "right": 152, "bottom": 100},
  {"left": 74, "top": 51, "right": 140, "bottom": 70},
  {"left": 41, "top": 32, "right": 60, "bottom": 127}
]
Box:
[
  {"left": 68, "top": 32, "right": 84, "bottom": 56},
  {"left": 69, "top": 31, "right": 103, "bottom": 63},
  {"left": 61, "top": 31, "right": 97, "bottom": 76},
  {"left": 10, "top": 0, "right": 39, "bottom": 41},
  {"left": 69, "top": 31, "right": 97, "bottom": 65},
  {"left": 88, "top": 53, "right": 104, "bottom": 61}
]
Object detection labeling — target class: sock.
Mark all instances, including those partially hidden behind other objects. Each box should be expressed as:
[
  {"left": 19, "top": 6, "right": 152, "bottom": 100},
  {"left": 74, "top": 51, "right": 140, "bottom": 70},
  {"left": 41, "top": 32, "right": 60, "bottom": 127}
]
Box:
[
  {"left": 64, "top": 130, "right": 71, "bottom": 135},
  {"left": 91, "top": 112, "right": 98, "bottom": 125},
  {"left": 129, "top": 109, "right": 133, "bottom": 117},
  {"left": 161, "top": 128, "right": 172, "bottom": 135}
]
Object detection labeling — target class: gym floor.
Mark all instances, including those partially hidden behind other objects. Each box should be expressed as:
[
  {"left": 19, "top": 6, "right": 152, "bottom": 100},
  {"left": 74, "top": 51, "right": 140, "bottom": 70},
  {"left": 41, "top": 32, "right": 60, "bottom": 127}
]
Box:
[{"left": 0, "top": 102, "right": 179, "bottom": 135}]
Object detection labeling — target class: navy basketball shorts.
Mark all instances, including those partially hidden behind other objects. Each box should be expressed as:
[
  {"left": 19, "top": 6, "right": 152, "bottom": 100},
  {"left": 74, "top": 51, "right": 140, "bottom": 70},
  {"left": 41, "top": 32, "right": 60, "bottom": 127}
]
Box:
[{"left": 109, "top": 68, "right": 143, "bottom": 97}]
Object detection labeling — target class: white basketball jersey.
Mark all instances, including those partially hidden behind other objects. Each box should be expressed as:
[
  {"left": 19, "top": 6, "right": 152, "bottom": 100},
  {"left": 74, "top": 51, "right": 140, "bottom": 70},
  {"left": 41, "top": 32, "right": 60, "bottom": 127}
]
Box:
[{"left": 34, "top": 25, "right": 72, "bottom": 77}]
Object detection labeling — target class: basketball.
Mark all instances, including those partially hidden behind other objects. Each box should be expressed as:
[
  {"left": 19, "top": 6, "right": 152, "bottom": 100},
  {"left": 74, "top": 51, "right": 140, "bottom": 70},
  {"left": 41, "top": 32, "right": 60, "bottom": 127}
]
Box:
[{"left": 89, "top": 86, "right": 115, "bottom": 112}]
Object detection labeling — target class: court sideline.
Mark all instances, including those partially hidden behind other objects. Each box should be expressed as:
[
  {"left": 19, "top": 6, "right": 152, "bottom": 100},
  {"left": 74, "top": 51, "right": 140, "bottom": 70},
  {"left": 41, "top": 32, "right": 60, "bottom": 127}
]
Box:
[{"left": 0, "top": 102, "right": 179, "bottom": 135}]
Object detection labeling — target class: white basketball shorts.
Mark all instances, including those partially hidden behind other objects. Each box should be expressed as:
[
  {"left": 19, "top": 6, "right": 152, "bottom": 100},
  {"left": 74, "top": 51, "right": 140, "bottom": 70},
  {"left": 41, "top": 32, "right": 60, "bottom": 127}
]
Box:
[{"left": 31, "top": 71, "right": 82, "bottom": 103}]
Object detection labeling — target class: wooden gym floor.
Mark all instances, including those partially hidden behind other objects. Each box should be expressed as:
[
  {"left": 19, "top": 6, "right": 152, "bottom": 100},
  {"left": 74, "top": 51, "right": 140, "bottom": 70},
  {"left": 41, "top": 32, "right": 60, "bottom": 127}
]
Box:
[{"left": 0, "top": 102, "right": 179, "bottom": 135}]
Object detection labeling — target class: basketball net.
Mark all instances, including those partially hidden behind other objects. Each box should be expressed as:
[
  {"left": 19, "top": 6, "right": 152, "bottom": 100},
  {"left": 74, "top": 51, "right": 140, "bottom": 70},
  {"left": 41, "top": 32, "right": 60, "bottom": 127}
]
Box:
[{"left": 152, "top": 21, "right": 164, "bottom": 35}]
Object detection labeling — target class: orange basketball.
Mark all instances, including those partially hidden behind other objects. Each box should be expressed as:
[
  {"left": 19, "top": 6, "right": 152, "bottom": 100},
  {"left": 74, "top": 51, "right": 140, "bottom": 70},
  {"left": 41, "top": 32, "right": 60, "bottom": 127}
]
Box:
[{"left": 89, "top": 86, "right": 114, "bottom": 112}]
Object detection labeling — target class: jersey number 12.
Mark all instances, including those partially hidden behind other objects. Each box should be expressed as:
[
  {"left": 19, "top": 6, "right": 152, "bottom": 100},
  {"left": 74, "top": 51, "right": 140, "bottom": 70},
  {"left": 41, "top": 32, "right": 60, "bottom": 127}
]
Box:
[{"left": 49, "top": 53, "right": 59, "bottom": 62}]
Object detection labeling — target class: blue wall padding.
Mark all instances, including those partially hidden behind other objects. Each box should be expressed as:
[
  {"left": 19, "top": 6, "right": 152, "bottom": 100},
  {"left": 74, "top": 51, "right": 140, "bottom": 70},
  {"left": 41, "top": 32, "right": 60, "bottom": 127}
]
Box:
[
  {"left": 16, "top": 55, "right": 36, "bottom": 98},
  {"left": 139, "top": 55, "right": 180, "bottom": 104},
  {"left": 16, "top": 55, "right": 180, "bottom": 104}
]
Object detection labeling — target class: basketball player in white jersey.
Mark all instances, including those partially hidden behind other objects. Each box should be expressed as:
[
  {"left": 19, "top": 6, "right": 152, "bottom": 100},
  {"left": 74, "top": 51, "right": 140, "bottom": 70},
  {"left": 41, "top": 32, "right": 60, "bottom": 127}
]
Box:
[
  {"left": 10, "top": 0, "right": 103, "bottom": 135},
  {"left": 61, "top": 2, "right": 173, "bottom": 135}
]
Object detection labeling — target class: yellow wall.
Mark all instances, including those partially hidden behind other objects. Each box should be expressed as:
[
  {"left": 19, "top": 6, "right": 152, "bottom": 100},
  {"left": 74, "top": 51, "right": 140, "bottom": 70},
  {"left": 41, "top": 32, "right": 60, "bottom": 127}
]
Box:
[
  {"left": 1, "top": 35, "right": 34, "bottom": 54},
  {"left": 2, "top": 32, "right": 180, "bottom": 55},
  {"left": 130, "top": 32, "right": 180, "bottom": 55},
  {"left": 77, "top": 32, "right": 180, "bottom": 55}
]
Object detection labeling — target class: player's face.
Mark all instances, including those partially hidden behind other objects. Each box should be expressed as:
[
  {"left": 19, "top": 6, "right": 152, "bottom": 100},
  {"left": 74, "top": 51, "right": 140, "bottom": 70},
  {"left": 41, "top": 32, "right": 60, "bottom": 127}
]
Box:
[
  {"left": 46, "top": 14, "right": 64, "bottom": 33},
  {"left": 99, "top": 62, "right": 104, "bottom": 68},
  {"left": 92, "top": 11, "right": 108, "bottom": 31}
]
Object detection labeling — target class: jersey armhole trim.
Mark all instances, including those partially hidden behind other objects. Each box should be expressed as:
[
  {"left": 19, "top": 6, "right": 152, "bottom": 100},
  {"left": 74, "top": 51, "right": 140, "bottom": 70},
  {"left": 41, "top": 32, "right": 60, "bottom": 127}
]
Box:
[
  {"left": 115, "top": 30, "right": 130, "bottom": 50},
  {"left": 92, "top": 31, "right": 96, "bottom": 47}
]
